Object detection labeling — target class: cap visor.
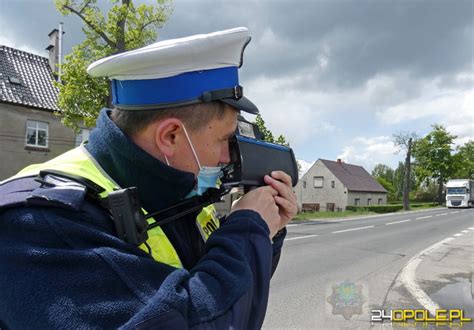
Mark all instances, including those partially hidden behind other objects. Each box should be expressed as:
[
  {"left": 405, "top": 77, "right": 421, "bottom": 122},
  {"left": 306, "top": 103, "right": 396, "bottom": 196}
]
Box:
[{"left": 222, "top": 96, "right": 259, "bottom": 114}]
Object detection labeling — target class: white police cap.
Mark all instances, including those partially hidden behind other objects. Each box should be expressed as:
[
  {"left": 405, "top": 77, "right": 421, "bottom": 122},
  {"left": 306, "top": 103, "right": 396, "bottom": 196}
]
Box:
[{"left": 87, "top": 27, "right": 258, "bottom": 114}]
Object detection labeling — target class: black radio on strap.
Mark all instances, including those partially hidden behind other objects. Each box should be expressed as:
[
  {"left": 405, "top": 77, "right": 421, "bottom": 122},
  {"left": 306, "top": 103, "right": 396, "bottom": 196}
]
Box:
[
  {"left": 36, "top": 171, "right": 149, "bottom": 246},
  {"left": 104, "top": 188, "right": 149, "bottom": 246},
  {"left": 34, "top": 170, "right": 228, "bottom": 247},
  {"left": 102, "top": 187, "right": 228, "bottom": 246}
]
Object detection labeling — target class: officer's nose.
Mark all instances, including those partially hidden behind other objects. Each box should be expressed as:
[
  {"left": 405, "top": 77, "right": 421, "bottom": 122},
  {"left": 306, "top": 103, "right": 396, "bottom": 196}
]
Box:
[{"left": 219, "top": 141, "right": 231, "bottom": 164}]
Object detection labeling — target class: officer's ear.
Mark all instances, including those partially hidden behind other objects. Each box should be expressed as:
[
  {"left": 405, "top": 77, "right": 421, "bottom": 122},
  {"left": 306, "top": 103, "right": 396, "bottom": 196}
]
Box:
[{"left": 154, "top": 118, "right": 186, "bottom": 158}]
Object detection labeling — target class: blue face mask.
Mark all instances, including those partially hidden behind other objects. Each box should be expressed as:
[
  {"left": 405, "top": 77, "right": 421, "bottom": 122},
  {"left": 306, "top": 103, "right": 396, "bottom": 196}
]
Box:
[
  {"left": 185, "top": 167, "right": 222, "bottom": 198},
  {"left": 171, "top": 124, "right": 222, "bottom": 198}
]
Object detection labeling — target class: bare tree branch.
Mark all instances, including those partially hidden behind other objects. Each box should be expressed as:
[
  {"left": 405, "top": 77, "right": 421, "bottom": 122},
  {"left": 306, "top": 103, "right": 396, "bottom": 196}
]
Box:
[{"left": 393, "top": 131, "right": 418, "bottom": 152}]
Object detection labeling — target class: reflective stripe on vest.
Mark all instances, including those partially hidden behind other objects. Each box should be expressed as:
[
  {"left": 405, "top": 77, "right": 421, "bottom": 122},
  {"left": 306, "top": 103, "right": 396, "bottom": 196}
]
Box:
[{"left": 7, "top": 145, "right": 220, "bottom": 268}]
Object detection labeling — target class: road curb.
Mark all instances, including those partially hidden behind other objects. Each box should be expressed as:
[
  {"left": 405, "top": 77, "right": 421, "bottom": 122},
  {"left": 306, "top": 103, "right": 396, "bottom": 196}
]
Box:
[
  {"left": 398, "top": 237, "right": 454, "bottom": 315},
  {"left": 397, "top": 227, "right": 474, "bottom": 314}
]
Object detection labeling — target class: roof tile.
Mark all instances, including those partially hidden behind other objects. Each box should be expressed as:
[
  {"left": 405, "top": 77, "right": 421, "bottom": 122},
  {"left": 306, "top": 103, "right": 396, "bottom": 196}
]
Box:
[
  {"left": 0, "top": 45, "right": 59, "bottom": 111},
  {"left": 320, "top": 159, "right": 387, "bottom": 193}
]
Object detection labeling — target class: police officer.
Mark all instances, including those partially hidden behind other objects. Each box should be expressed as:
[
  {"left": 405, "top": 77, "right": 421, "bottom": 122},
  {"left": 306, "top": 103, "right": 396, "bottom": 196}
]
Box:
[{"left": 0, "top": 27, "right": 297, "bottom": 329}]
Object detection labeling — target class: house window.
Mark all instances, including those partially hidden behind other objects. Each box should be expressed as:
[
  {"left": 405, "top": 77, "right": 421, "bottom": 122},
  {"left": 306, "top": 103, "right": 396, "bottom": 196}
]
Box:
[
  {"left": 314, "top": 176, "right": 324, "bottom": 188},
  {"left": 75, "top": 128, "right": 91, "bottom": 147},
  {"left": 303, "top": 181, "right": 307, "bottom": 189},
  {"left": 354, "top": 198, "right": 360, "bottom": 206},
  {"left": 331, "top": 180, "right": 335, "bottom": 188},
  {"left": 367, "top": 198, "right": 372, "bottom": 206},
  {"left": 26, "top": 120, "right": 48, "bottom": 148},
  {"left": 378, "top": 198, "right": 383, "bottom": 205}
]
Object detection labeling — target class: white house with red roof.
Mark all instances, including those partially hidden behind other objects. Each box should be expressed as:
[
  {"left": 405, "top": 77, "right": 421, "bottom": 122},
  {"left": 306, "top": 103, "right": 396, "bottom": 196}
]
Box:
[{"left": 295, "top": 159, "right": 387, "bottom": 212}]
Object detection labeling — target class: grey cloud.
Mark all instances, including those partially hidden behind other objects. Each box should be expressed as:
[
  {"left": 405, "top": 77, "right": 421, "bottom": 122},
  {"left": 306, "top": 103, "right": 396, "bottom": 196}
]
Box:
[
  {"left": 162, "top": 0, "right": 473, "bottom": 94},
  {"left": 2, "top": 0, "right": 472, "bottom": 94},
  {"left": 0, "top": 0, "right": 85, "bottom": 57}
]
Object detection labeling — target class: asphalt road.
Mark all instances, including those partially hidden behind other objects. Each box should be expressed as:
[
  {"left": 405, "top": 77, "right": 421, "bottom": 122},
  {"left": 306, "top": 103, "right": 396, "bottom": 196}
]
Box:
[{"left": 263, "top": 207, "right": 474, "bottom": 329}]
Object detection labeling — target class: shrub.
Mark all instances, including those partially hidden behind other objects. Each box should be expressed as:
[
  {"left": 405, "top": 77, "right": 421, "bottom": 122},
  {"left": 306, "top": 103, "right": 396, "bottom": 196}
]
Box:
[
  {"left": 346, "top": 204, "right": 404, "bottom": 213},
  {"left": 410, "top": 202, "right": 438, "bottom": 208},
  {"left": 346, "top": 205, "right": 364, "bottom": 212}
]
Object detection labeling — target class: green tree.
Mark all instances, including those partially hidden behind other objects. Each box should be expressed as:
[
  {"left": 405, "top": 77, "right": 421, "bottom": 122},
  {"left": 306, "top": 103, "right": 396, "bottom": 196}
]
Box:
[
  {"left": 412, "top": 124, "right": 456, "bottom": 204},
  {"left": 411, "top": 179, "right": 439, "bottom": 203},
  {"left": 371, "top": 164, "right": 395, "bottom": 183},
  {"left": 254, "top": 113, "right": 274, "bottom": 143},
  {"left": 393, "top": 162, "right": 404, "bottom": 200},
  {"left": 452, "top": 140, "right": 474, "bottom": 179},
  {"left": 375, "top": 176, "right": 397, "bottom": 202},
  {"left": 54, "top": 0, "right": 172, "bottom": 129},
  {"left": 392, "top": 161, "right": 417, "bottom": 201},
  {"left": 371, "top": 164, "right": 398, "bottom": 202},
  {"left": 275, "top": 134, "right": 289, "bottom": 147},
  {"left": 254, "top": 114, "right": 291, "bottom": 146}
]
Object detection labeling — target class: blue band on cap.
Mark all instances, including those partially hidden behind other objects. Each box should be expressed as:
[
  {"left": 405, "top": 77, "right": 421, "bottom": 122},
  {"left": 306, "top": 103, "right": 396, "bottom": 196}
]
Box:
[{"left": 112, "top": 66, "right": 239, "bottom": 107}]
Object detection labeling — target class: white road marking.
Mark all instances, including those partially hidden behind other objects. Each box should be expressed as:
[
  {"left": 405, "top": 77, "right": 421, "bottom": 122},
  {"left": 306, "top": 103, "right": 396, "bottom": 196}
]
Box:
[
  {"left": 386, "top": 219, "right": 412, "bottom": 225},
  {"left": 436, "top": 214, "right": 443, "bottom": 216},
  {"left": 440, "top": 213, "right": 448, "bottom": 216},
  {"left": 469, "top": 227, "right": 474, "bottom": 230},
  {"left": 416, "top": 215, "right": 432, "bottom": 220},
  {"left": 461, "top": 230, "right": 469, "bottom": 233},
  {"left": 452, "top": 211, "right": 459, "bottom": 214},
  {"left": 332, "top": 225, "right": 374, "bottom": 234},
  {"left": 286, "top": 224, "right": 299, "bottom": 227},
  {"left": 289, "top": 207, "right": 445, "bottom": 224},
  {"left": 285, "top": 234, "right": 319, "bottom": 241},
  {"left": 454, "top": 233, "right": 463, "bottom": 237},
  {"left": 399, "top": 237, "right": 454, "bottom": 315}
]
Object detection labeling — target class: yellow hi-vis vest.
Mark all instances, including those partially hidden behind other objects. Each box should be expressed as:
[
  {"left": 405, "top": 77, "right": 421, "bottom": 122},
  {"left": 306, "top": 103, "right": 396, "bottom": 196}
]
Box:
[{"left": 7, "top": 145, "right": 220, "bottom": 269}]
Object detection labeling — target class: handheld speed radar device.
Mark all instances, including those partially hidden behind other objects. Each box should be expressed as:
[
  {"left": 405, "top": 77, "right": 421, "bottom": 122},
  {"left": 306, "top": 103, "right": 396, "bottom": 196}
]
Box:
[{"left": 221, "top": 115, "right": 299, "bottom": 190}]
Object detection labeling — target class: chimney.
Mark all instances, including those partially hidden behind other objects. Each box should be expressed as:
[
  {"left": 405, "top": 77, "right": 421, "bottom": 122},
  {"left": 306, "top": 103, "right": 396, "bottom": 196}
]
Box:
[
  {"left": 337, "top": 158, "right": 342, "bottom": 164},
  {"left": 45, "top": 23, "right": 64, "bottom": 78}
]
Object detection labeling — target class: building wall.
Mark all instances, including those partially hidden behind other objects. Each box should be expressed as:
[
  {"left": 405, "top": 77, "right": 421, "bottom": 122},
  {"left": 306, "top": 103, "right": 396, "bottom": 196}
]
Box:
[
  {"left": 0, "top": 103, "right": 76, "bottom": 180},
  {"left": 295, "top": 160, "right": 348, "bottom": 211},
  {"left": 347, "top": 191, "right": 387, "bottom": 206}
]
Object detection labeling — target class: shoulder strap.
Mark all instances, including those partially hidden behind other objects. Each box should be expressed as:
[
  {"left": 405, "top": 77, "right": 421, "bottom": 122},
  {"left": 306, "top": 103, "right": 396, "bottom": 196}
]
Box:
[
  {"left": 0, "top": 174, "right": 89, "bottom": 212},
  {"left": 0, "top": 176, "right": 39, "bottom": 210}
]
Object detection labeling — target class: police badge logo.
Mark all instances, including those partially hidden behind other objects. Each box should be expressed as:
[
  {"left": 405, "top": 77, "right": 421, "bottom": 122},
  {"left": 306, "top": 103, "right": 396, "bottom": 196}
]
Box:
[{"left": 326, "top": 280, "right": 367, "bottom": 320}]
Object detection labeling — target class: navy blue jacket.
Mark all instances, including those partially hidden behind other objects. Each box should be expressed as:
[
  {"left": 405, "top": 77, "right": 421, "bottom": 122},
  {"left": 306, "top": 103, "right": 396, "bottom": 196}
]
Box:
[{"left": 0, "top": 110, "right": 286, "bottom": 329}]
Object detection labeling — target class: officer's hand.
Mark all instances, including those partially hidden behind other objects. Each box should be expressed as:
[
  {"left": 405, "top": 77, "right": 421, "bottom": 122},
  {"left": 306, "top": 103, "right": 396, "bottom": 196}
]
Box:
[
  {"left": 230, "top": 186, "right": 281, "bottom": 238},
  {"left": 263, "top": 171, "right": 298, "bottom": 230}
]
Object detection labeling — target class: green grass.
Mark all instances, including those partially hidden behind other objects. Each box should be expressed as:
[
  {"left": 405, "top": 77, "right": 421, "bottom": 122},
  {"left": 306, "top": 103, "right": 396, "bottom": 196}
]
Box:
[
  {"left": 410, "top": 202, "right": 440, "bottom": 209},
  {"left": 293, "top": 202, "right": 441, "bottom": 221}
]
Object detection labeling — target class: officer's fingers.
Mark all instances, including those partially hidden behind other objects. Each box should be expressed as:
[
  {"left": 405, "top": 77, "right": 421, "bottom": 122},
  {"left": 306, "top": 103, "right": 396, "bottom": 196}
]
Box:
[
  {"left": 270, "top": 171, "right": 292, "bottom": 187},
  {"left": 264, "top": 175, "right": 292, "bottom": 199},
  {"left": 274, "top": 195, "right": 297, "bottom": 219},
  {"left": 259, "top": 184, "right": 278, "bottom": 196}
]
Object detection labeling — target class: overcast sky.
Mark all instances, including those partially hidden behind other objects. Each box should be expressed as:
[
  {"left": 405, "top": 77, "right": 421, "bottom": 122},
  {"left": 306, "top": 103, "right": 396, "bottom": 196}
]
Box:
[{"left": 1, "top": 0, "right": 472, "bottom": 174}]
